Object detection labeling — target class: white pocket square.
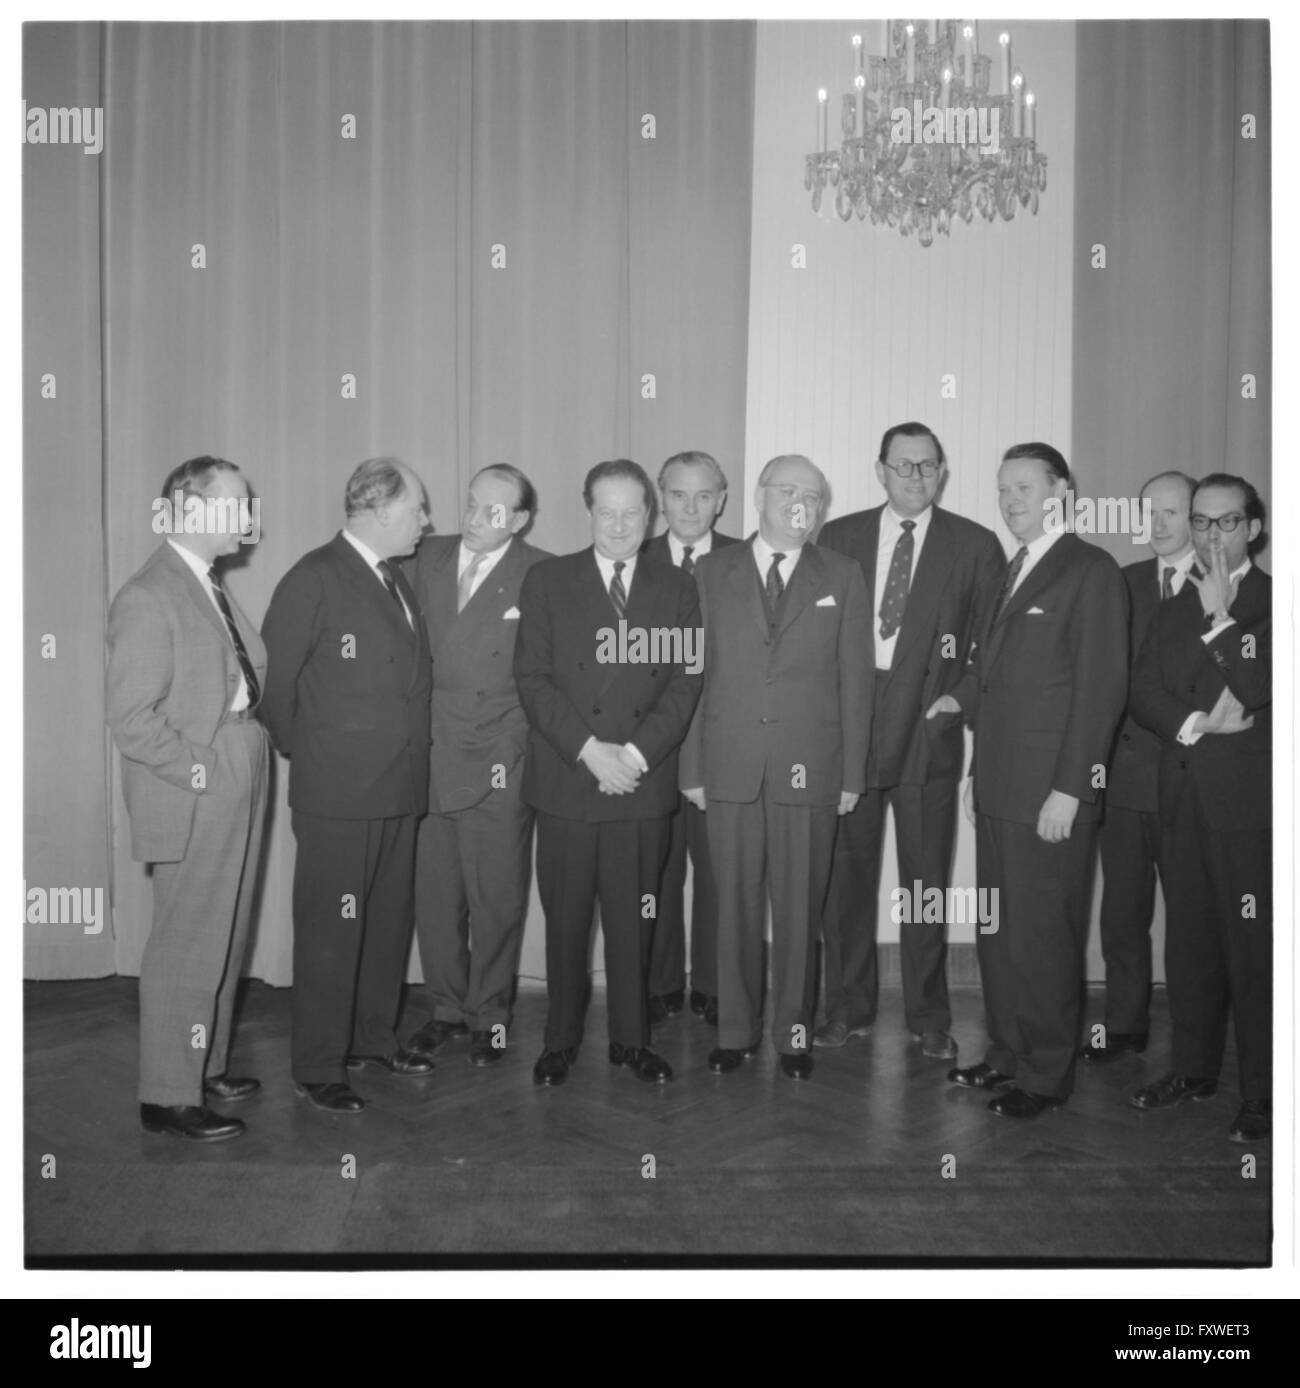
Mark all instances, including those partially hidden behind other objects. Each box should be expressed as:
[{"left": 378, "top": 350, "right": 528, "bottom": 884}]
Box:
[
  {"left": 1027, "top": 606, "right": 1045, "bottom": 615},
  {"left": 816, "top": 595, "right": 836, "bottom": 607},
  {"left": 503, "top": 606, "right": 521, "bottom": 620}
]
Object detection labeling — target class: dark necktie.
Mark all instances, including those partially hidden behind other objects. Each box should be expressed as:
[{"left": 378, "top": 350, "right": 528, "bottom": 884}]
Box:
[
  {"left": 1161, "top": 565, "right": 1174, "bottom": 601},
  {"left": 376, "top": 560, "right": 412, "bottom": 628},
  {"left": 208, "top": 567, "right": 261, "bottom": 706},
  {"left": 681, "top": 545, "right": 695, "bottom": 575},
  {"left": 989, "top": 545, "right": 1028, "bottom": 627},
  {"left": 610, "top": 560, "right": 628, "bottom": 617},
  {"left": 766, "top": 551, "right": 786, "bottom": 605},
  {"left": 878, "top": 519, "right": 916, "bottom": 640}
]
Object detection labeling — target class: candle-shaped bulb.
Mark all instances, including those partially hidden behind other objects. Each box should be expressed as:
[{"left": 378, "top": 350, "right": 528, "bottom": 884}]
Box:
[
  {"left": 1012, "top": 71, "right": 1023, "bottom": 89},
  {"left": 818, "top": 87, "right": 828, "bottom": 103},
  {"left": 854, "top": 73, "right": 866, "bottom": 90},
  {"left": 999, "top": 32, "right": 1010, "bottom": 48},
  {"left": 963, "top": 24, "right": 973, "bottom": 40},
  {"left": 1025, "top": 89, "right": 1036, "bottom": 139}
]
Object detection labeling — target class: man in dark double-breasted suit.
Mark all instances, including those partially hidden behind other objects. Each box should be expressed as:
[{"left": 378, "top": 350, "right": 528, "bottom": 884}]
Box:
[
  {"left": 261, "top": 457, "right": 434, "bottom": 1113},
  {"left": 515, "top": 459, "right": 702, "bottom": 1087},
  {"left": 942, "top": 443, "right": 1128, "bottom": 1119},
  {"left": 1128, "top": 474, "right": 1271, "bottom": 1144},
  {"left": 817, "top": 422, "right": 1003, "bottom": 1062},
  {"left": 402, "top": 465, "right": 550, "bottom": 1068}
]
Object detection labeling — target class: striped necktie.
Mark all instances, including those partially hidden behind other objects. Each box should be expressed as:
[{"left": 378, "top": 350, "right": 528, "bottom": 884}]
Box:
[
  {"left": 989, "top": 545, "right": 1028, "bottom": 627},
  {"left": 208, "top": 567, "right": 261, "bottom": 706},
  {"left": 609, "top": 560, "right": 628, "bottom": 617}
]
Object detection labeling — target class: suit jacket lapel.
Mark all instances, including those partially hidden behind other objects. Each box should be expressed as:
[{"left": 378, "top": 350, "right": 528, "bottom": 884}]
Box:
[
  {"left": 893, "top": 509, "right": 956, "bottom": 668},
  {"left": 334, "top": 532, "right": 416, "bottom": 647},
  {"left": 776, "top": 544, "right": 822, "bottom": 636},
  {"left": 732, "top": 538, "right": 771, "bottom": 639},
  {"left": 983, "top": 535, "right": 1075, "bottom": 670},
  {"left": 158, "top": 542, "right": 236, "bottom": 649}
]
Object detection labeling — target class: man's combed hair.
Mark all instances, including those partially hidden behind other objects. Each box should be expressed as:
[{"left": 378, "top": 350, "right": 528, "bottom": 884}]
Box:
[
  {"left": 1193, "top": 473, "right": 1265, "bottom": 526},
  {"left": 1141, "top": 470, "right": 1197, "bottom": 500},
  {"left": 583, "top": 458, "right": 655, "bottom": 514},
  {"left": 878, "top": 422, "right": 946, "bottom": 467},
  {"left": 344, "top": 457, "right": 409, "bottom": 516},
  {"left": 658, "top": 450, "right": 727, "bottom": 493},
  {"left": 473, "top": 463, "right": 537, "bottom": 516},
  {"left": 159, "top": 455, "right": 240, "bottom": 500},
  {"left": 1003, "top": 441, "right": 1070, "bottom": 485}
]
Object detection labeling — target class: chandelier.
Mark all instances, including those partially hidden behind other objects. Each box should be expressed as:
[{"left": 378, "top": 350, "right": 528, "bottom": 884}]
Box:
[{"left": 804, "top": 20, "right": 1047, "bottom": 245}]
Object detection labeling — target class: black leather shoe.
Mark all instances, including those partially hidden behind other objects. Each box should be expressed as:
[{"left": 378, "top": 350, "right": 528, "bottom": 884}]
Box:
[
  {"left": 609, "top": 1044, "right": 673, "bottom": 1082},
  {"left": 203, "top": 1074, "right": 261, "bottom": 1102},
  {"left": 707, "top": 1043, "right": 759, "bottom": 1073},
  {"left": 948, "top": 1062, "right": 1016, "bottom": 1090},
  {"left": 703, "top": 996, "right": 719, "bottom": 1027},
  {"left": 689, "top": 990, "right": 708, "bottom": 1016},
  {"left": 533, "top": 1047, "right": 578, "bottom": 1086},
  {"left": 140, "top": 1103, "right": 245, "bottom": 1142},
  {"left": 1227, "top": 1099, "right": 1270, "bottom": 1143},
  {"left": 294, "top": 1082, "right": 366, "bottom": 1113},
  {"left": 346, "top": 1048, "right": 434, "bottom": 1076},
  {"left": 780, "top": 1053, "right": 813, "bottom": 1081},
  {"left": 1130, "top": 1073, "right": 1216, "bottom": 1109},
  {"left": 661, "top": 988, "right": 684, "bottom": 1016},
  {"left": 1079, "top": 1031, "right": 1148, "bottom": 1063},
  {"left": 469, "top": 1030, "right": 504, "bottom": 1066},
  {"left": 989, "top": 1087, "right": 1064, "bottom": 1119},
  {"left": 408, "top": 1019, "right": 468, "bottom": 1055}
]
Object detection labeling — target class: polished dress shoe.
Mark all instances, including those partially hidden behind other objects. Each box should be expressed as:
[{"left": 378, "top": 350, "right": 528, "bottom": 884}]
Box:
[
  {"left": 689, "top": 990, "right": 709, "bottom": 1016},
  {"left": 780, "top": 1053, "right": 814, "bottom": 1081},
  {"left": 948, "top": 1062, "right": 1016, "bottom": 1090},
  {"left": 912, "top": 1030, "right": 958, "bottom": 1060},
  {"left": 295, "top": 1082, "right": 365, "bottom": 1113},
  {"left": 1079, "top": 1031, "right": 1148, "bottom": 1063},
  {"left": 203, "top": 1074, "right": 261, "bottom": 1102},
  {"left": 1130, "top": 1073, "right": 1216, "bottom": 1109},
  {"left": 140, "top": 1103, "right": 245, "bottom": 1142},
  {"left": 533, "top": 1047, "right": 578, "bottom": 1086},
  {"left": 989, "top": 1087, "right": 1064, "bottom": 1119},
  {"left": 609, "top": 1044, "right": 673, "bottom": 1082},
  {"left": 1227, "top": 1099, "right": 1270, "bottom": 1143},
  {"left": 407, "top": 1019, "right": 468, "bottom": 1055},
  {"left": 707, "top": 1043, "right": 759, "bottom": 1073},
  {"left": 703, "top": 996, "right": 719, "bottom": 1027},
  {"left": 469, "top": 1030, "right": 504, "bottom": 1066},
  {"left": 813, "top": 1019, "right": 872, "bottom": 1048},
  {"left": 346, "top": 1048, "right": 434, "bottom": 1076}
]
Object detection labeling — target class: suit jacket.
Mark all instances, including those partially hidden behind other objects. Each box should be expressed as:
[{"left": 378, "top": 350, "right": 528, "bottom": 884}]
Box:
[
  {"left": 642, "top": 529, "right": 741, "bottom": 565},
  {"left": 402, "top": 533, "right": 551, "bottom": 813},
  {"left": 952, "top": 533, "right": 1128, "bottom": 827},
  {"left": 679, "top": 538, "right": 873, "bottom": 807},
  {"left": 1106, "top": 557, "right": 1166, "bottom": 813},
  {"left": 514, "top": 546, "right": 702, "bottom": 822},
  {"left": 106, "top": 542, "right": 268, "bottom": 863},
  {"left": 818, "top": 504, "right": 1003, "bottom": 787},
  {"left": 1129, "top": 564, "right": 1270, "bottom": 834},
  {"left": 260, "top": 532, "right": 432, "bottom": 819}
]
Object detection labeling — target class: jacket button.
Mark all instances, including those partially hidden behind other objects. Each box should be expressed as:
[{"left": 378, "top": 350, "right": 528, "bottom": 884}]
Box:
[
  {"left": 1178, "top": 760, "right": 1187, "bottom": 769},
  {"left": 387, "top": 655, "right": 395, "bottom": 663},
  {"left": 593, "top": 707, "right": 601, "bottom": 715},
  {"left": 476, "top": 691, "right": 484, "bottom": 697},
  {"left": 633, "top": 709, "right": 641, "bottom": 718},
  {"left": 1121, "top": 733, "right": 1130, "bottom": 741},
  {"left": 578, "top": 662, "right": 585, "bottom": 671},
  {"left": 760, "top": 717, "right": 767, "bottom": 725}
]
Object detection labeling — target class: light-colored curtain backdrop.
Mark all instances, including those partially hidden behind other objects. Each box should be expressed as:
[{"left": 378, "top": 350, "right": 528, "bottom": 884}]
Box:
[
  {"left": 23, "top": 20, "right": 756, "bottom": 982},
  {"left": 743, "top": 20, "right": 1078, "bottom": 955},
  {"left": 1072, "top": 20, "right": 1270, "bottom": 566}
]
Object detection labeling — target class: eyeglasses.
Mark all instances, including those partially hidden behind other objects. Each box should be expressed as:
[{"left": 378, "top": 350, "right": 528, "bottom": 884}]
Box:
[
  {"left": 882, "top": 459, "right": 942, "bottom": 479},
  {"left": 1190, "top": 513, "right": 1245, "bottom": 532}
]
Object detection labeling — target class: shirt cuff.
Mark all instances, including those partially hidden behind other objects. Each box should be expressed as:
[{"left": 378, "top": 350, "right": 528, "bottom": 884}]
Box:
[
  {"left": 577, "top": 735, "right": 595, "bottom": 764},
  {"left": 1176, "top": 712, "right": 1204, "bottom": 746},
  {"left": 624, "top": 742, "right": 649, "bottom": 774},
  {"left": 1201, "top": 618, "right": 1235, "bottom": 644}
]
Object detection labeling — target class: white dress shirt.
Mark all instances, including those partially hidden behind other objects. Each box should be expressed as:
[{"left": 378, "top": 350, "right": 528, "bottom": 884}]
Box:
[
  {"left": 458, "top": 536, "right": 512, "bottom": 605},
  {"left": 343, "top": 527, "right": 413, "bottom": 627},
  {"left": 168, "top": 539, "right": 249, "bottom": 712},
  {"left": 667, "top": 530, "right": 713, "bottom": 567},
  {"left": 751, "top": 531, "right": 803, "bottom": 586},
  {"left": 873, "top": 504, "right": 933, "bottom": 670},
  {"left": 1008, "top": 524, "right": 1066, "bottom": 596},
  {"left": 1157, "top": 547, "right": 1197, "bottom": 600},
  {"left": 1177, "top": 558, "right": 1252, "bottom": 746}
]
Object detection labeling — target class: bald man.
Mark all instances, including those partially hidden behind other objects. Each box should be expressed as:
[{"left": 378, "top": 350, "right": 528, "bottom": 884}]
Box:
[{"left": 680, "top": 455, "right": 872, "bottom": 1080}]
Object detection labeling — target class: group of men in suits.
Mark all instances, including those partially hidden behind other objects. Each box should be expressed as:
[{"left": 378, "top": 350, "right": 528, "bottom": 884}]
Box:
[{"left": 105, "top": 436, "right": 1270, "bottom": 1142}]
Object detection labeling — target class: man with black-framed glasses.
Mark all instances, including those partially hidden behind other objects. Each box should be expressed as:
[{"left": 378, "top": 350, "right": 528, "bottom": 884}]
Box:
[
  {"left": 818, "top": 423, "right": 1003, "bottom": 1063},
  {"left": 1129, "top": 474, "right": 1271, "bottom": 1143}
]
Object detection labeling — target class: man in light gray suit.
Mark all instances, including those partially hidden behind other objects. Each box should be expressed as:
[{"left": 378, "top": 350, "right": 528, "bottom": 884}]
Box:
[{"left": 106, "top": 456, "right": 269, "bottom": 1142}]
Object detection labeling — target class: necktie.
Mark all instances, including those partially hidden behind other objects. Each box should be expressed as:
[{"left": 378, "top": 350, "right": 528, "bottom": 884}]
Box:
[
  {"left": 766, "top": 551, "right": 786, "bottom": 605},
  {"left": 376, "top": 560, "right": 413, "bottom": 628},
  {"left": 1161, "top": 565, "right": 1174, "bottom": 601},
  {"left": 681, "top": 545, "right": 695, "bottom": 575},
  {"left": 458, "top": 550, "right": 487, "bottom": 613},
  {"left": 989, "top": 545, "right": 1028, "bottom": 627},
  {"left": 610, "top": 560, "right": 628, "bottom": 618},
  {"left": 208, "top": 567, "right": 261, "bottom": 706},
  {"left": 878, "top": 519, "right": 916, "bottom": 640}
]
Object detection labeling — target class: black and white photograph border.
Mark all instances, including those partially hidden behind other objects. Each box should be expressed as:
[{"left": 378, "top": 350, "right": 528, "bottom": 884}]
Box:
[{"left": 9, "top": 0, "right": 1298, "bottom": 1303}]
